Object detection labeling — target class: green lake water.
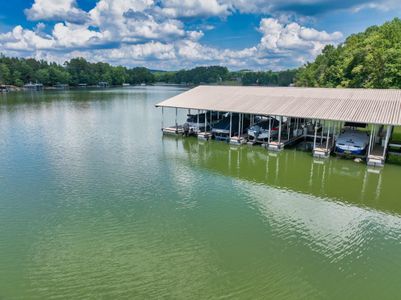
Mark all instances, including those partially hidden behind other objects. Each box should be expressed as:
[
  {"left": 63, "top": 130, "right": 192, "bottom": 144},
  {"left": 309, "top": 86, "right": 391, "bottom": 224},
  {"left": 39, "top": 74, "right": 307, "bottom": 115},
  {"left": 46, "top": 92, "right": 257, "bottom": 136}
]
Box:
[{"left": 1, "top": 86, "right": 401, "bottom": 299}]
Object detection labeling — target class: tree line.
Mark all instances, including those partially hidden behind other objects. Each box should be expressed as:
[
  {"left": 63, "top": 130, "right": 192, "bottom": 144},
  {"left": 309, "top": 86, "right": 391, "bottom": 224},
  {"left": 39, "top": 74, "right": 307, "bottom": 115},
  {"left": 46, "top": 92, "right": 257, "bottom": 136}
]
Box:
[
  {"left": 238, "top": 70, "right": 297, "bottom": 86},
  {"left": 0, "top": 56, "right": 155, "bottom": 87},
  {"left": 154, "top": 67, "right": 296, "bottom": 86},
  {"left": 295, "top": 18, "right": 401, "bottom": 88},
  {"left": 0, "top": 55, "right": 297, "bottom": 88}
]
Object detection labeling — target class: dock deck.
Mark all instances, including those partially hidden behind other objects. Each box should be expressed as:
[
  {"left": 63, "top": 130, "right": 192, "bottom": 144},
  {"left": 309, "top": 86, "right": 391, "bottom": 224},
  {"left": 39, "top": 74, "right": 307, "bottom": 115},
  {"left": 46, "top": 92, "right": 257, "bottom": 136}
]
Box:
[
  {"left": 367, "top": 145, "right": 386, "bottom": 167},
  {"left": 229, "top": 135, "right": 248, "bottom": 145},
  {"left": 162, "top": 126, "right": 184, "bottom": 135},
  {"left": 267, "top": 134, "right": 304, "bottom": 152},
  {"left": 197, "top": 131, "right": 213, "bottom": 141}
]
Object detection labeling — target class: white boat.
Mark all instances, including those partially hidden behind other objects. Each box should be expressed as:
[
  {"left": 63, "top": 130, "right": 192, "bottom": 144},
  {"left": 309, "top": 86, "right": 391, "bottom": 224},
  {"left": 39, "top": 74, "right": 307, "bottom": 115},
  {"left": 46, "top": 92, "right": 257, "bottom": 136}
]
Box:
[
  {"left": 248, "top": 117, "right": 280, "bottom": 143},
  {"left": 183, "top": 112, "right": 222, "bottom": 135},
  {"left": 335, "top": 129, "right": 370, "bottom": 156},
  {"left": 211, "top": 113, "right": 250, "bottom": 141}
]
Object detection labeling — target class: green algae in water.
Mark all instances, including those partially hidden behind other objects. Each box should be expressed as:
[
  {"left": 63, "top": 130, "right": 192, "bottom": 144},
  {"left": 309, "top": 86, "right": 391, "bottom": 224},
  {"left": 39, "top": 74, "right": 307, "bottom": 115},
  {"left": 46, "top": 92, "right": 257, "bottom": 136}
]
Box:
[{"left": 1, "top": 87, "right": 401, "bottom": 299}]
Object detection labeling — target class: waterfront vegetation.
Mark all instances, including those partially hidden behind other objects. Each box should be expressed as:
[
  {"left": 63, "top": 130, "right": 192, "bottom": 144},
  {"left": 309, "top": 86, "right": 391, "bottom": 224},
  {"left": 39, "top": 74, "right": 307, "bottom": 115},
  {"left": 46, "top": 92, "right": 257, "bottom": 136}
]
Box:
[
  {"left": 295, "top": 18, "right": 401, "bottom": 88},
  {"left": 153, "top": 67, "right": 297, "bottom": 86},
  {"left": 0, "top": 56, "right": 296, "bottom": 87},
  {"left": 0, "top": 56, "right": 155, "bottom": 86}
]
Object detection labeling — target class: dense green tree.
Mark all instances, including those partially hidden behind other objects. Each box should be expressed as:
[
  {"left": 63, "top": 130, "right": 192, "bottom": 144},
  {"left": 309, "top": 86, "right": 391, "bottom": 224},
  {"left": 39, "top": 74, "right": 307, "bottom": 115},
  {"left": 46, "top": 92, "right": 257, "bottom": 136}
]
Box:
[
  {"left": 35, "top": 69, "right": 50, "bottom": 85},
  {"left": 111, "top": 66, "right": 128, "bottom": 85},
  {"left": 240, "top": 70, "right": 296, "bottom": 86},
  {"left": 48, "top": 66, "right": 71, "bottom": 84},
  {"left": 65, "top": 57, "right": 93, "bottom": 85},
  {"left": 172, "top": 66, "right": 229, "bottom": 84},
  {"left": 0, "top": 63, "right": 11, "bottom": 84},
  {"left": 0, "top": 55, "right": 156, "bottom": 87},
  {"left": 128, "top": 67, "right": 155, "bottom": 84},
  {"left": 296, "top": 18, "right": 401, "bottom": 88}
]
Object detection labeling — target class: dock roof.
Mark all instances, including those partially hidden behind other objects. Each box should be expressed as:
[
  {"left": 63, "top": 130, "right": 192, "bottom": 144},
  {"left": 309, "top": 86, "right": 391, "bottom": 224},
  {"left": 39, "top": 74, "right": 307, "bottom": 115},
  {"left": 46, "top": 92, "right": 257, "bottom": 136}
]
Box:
[{"left": 156, "top": 85, "right": 401, "bottom": 126}]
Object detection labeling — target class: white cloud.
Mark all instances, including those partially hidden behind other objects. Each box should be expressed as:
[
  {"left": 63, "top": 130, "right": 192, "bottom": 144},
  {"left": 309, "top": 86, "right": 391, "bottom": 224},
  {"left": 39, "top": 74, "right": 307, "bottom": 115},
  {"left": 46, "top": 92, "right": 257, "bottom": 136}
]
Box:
[
  {"left": 25, "top": 0, "right": 89, "bottom": 23},
  {"left": 258, "top": 18, "right": 342, "bottom": 57},
  {"left": 160, "top": 0, "right": 230, "bottom": 18},
  {"left": 89, "top": 0, "right": 187, "bottom": 43},
  {"left": 1, "top": 1, "right": 347, "bottom": 70},
  {"left": 0, "top": 25, "right": 53, "bottom": 50},
  {"left": 52, "top": 23, "right": 107, "bottom": 48}
]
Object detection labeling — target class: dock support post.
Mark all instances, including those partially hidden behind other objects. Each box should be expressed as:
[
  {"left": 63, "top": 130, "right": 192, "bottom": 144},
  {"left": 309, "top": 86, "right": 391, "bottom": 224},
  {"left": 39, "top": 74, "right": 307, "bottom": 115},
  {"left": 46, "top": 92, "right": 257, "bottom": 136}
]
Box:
[
  {"left": 320, "top": 120, "right": 324, "bottom": 145},
  {"left": 238, "top": 113, "right": 241, "bottom": 138},
  {"left": 229, "top": 112, "right": 232, "bottom": 139},
  {"left": 332, "top": 122, "right": 336, "bottom": 148},
  {"left": 372, "top": 125, "right": 377, "bottom": 152},
  {"left": 368, "top": 125, "right": 374, "bottom": 156},
  {"left": 175, "top": 108, "right": 178, "bottom": 132},
  {"left": 287, "top": 117, "right": 291, "bottom": 141},
  {"left": 383, "top": 125, "right": 392, "bottom": 157},
  {"left": 197, "top": 110, "right": 200, "bottom": 134},
  {"left": 313, "top": 122, "right": 318, "bottom": 150},
  {"left": 241, "top": 114, "right": 244, "bottom": 136},
  {"left": 204, "top": 111, "right": 207, "bottom": 133},
  {"left": 268, "top": 116, "right": 272, "bottom": 144},
  {"left": 161, "top": 107, "right": 164, "bottom": 129},
  {"left": 278, "top": 116, "right": 282, "bottom": 144},
  {"left": 210, "top": 111, "right": 213, "bottom": 129},
  {"left": 325, "top": 122, "right": 331, "bottom": 151}
]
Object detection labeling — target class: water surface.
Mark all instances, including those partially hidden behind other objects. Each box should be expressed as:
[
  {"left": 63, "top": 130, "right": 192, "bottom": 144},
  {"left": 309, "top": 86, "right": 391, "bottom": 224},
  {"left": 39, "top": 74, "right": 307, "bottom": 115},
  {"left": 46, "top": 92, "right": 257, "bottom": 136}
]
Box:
[{"left": 1, "top": 87, "right": 401, "bottom": 299}]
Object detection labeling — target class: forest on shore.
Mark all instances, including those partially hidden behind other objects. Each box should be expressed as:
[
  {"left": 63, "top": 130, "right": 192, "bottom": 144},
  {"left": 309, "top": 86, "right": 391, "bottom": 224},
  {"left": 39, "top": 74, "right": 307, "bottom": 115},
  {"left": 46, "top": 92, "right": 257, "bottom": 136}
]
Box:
[
  {"left": 0, "top": 18, "right": 400, "bottom": 89},
  {"left": 0, "top": 56, "right": 296, "bottom": 87},
  {"left": 295, "top": 18, "right": 401, "bottom": 88}
]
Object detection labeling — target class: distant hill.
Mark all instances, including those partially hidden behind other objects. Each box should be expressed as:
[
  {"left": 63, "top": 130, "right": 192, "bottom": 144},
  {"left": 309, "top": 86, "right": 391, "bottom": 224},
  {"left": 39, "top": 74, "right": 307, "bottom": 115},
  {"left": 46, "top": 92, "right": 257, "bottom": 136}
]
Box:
[{"left": 296, "top": 18, "right": 401, "bottom": 88}]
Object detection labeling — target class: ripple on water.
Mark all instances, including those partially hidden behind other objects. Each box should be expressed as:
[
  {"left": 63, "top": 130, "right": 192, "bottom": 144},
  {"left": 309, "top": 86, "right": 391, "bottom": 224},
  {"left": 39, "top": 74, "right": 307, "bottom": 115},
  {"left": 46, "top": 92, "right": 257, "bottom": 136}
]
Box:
[{"left": 2, "top": 88, "right": 401, "bottom": 299}]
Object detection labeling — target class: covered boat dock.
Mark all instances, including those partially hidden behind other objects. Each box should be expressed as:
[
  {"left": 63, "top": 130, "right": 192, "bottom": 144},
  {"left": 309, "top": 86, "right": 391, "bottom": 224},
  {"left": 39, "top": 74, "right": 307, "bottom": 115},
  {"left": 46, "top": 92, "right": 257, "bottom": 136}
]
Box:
[{"left": 156, "top": 86, "right": 401, "bottom": 166}]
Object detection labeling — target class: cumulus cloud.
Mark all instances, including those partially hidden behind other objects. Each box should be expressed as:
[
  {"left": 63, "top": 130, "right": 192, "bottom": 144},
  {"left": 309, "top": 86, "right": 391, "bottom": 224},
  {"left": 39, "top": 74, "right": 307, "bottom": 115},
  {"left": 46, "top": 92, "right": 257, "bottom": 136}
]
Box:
[
  {"left": 89, "top": 0, "right": 188, "bottom": 43},
  {"left": 52, "top": 23, "right": 108, "bottom": 48},
  {"left": 0, "top": 26, "right": 53, "bottom": 51},
  {"left": 224, "top": 0, "right": 401, "bottom": 17},
  {"left": 258, "top": 18, "right": 342, "bottom": 57},
  {"left": 1, "top": 0, "right": 349, "bottom": 70},
  {"left": 28, "top": 0, "right": 394, "bottom": 27},
  {"left": 160, "top": 0, "right": 230, "bottom": 18},
  {"left": 25, "top": 0, "right": 89, "bottom": 24}
]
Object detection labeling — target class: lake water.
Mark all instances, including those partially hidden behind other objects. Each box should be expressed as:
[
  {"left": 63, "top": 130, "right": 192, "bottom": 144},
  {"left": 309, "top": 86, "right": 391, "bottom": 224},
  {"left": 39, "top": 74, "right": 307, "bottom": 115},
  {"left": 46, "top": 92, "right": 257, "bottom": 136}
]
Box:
[{"left": 1, "top": 86, "right": 401, "bottom": 299}]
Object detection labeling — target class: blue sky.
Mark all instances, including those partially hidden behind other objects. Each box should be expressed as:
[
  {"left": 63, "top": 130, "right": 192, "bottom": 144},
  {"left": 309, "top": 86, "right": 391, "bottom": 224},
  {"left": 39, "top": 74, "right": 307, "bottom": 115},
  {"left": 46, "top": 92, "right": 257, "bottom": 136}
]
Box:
[{"left": 0, "top": 0, "right": 400, "bottom": 70}]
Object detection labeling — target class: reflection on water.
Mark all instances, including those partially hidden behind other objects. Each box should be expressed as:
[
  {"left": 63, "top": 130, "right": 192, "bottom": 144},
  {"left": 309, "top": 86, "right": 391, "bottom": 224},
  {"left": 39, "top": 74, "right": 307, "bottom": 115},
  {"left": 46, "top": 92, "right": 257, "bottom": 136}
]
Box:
[
  {"left": 179, "top": 137, "right": 401, "bottom": 214},
  {"left": 1, "top": 87, "right": 401, "bottom": 299}
]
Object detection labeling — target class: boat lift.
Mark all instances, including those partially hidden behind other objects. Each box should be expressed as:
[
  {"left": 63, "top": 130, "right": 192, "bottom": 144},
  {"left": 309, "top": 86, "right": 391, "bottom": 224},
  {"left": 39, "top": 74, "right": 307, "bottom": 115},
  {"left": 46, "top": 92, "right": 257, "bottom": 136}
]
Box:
[
  {"left": 367, "top": 125, "right": 393, "bottom": 167},
  {"left": 229, "top": 113, "right": 248, "bottom": 145},
  {"left": 312, "top": 120, "right": 336, "bottom": 159},
  {"left": 267, "top": 116, "right": 305, "bottom": 151}
]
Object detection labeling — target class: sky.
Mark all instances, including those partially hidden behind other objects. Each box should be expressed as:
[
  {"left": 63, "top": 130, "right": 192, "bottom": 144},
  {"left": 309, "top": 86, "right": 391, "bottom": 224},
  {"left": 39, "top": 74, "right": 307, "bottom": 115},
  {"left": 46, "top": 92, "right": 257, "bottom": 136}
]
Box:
[{"left": 0, "top": 0, "right": 400, "bottom": 71}]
